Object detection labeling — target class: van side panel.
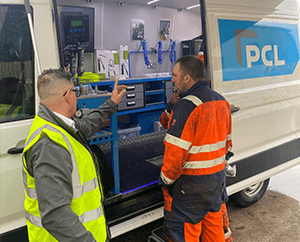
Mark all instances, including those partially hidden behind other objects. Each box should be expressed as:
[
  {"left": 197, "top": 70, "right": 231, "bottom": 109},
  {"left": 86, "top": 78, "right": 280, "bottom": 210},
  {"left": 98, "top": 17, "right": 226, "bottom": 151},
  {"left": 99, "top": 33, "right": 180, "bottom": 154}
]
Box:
[{"left": 204, "top": 0, "right": 300, "bottom": 193}]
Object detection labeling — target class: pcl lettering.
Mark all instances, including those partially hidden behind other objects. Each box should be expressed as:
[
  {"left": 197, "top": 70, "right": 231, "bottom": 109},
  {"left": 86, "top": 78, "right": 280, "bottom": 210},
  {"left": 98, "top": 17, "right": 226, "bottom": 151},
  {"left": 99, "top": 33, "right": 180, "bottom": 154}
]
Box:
[{"left": 246, "top": 45, "right": 285, "bottom": 68}]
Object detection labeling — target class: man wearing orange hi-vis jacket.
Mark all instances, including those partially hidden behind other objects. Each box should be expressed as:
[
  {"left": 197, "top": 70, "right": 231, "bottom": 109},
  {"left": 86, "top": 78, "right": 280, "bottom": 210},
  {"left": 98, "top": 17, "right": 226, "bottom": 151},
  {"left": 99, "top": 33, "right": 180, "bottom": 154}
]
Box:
[{"left": 159, "top": 55, "right": 233, "bottom": 242}]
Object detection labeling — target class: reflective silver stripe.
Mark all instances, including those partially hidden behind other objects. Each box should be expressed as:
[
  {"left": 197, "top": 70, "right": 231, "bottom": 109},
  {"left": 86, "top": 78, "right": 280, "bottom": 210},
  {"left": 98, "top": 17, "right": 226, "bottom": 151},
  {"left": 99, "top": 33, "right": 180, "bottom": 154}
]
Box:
[
  {"left": 79, "top": 206, "right": 103, "bottom": 224},
  {"left": 73, "top": 177, "right": 98, "bottom": 199},
  {"left": 165, "top": 110, "right": 171, "bottom": 117},
  {"left": 22, "top": 170, "right": 37, "bottom": 199},
  {"left": 182, "top": 95, "right": 203, "bottom": 106},
  {"left": 25, "top": 211, "right": 42, "bottom": 227},
  {"left": 182, "top": 155, "right": 225, "bottom": 169},
  {"left": 227, "top": 134, "right": 232, "bottom": 141},
  {"left": 188, "top": 139, "right": 227, "bottom": 154},
  {"left": 226, "top": 134, "right": 232, "bottom": 152},
  {"left": 160, "top": 171, "right": 175, "bottom": 185},
  {"left": 164, "top": 133, "right": 191, "bottom": 150},
  {"left": 25, "top": 206, "right": 103, "bottom": 228}
]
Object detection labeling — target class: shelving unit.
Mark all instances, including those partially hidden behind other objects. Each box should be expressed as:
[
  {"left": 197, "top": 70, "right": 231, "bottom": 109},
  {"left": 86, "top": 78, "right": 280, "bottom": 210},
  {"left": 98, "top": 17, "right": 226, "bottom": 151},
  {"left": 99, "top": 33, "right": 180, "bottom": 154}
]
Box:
[{"left": 77, "top": 76, "right": 172, "bottom": 194}]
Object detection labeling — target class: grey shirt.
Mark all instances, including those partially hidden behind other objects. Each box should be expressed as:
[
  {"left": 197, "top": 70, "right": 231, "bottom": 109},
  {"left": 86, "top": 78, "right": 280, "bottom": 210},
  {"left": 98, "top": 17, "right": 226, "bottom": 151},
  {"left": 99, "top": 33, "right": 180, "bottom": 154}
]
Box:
[{"left": 24, "top": 99, "right": 117, "bottom": 242}]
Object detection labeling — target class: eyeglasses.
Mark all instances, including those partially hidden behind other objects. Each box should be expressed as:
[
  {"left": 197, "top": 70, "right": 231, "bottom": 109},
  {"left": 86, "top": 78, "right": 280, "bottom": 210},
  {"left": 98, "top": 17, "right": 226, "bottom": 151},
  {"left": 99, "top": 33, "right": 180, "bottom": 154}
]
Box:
[{"left": 63, "top": 88, "right": 80, "bottom": 98}]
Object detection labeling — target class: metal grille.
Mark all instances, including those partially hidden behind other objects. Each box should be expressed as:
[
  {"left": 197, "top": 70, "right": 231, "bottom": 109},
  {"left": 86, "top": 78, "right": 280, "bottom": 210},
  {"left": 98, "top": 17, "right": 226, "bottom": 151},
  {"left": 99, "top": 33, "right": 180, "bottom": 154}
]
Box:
[{"left": 99, "top": 130, "right": 166, "bottom": 152}]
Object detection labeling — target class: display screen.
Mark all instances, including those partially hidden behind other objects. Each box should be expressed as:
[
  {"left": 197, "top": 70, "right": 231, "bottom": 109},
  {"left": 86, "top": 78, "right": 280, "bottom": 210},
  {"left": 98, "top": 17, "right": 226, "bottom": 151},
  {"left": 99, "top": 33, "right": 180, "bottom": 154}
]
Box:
[
  {"left": 59, "top": 6, "right": 94, "bottom": 52},
  {"left": 71, "top": 20, "right": 83, "bottom": 27}
]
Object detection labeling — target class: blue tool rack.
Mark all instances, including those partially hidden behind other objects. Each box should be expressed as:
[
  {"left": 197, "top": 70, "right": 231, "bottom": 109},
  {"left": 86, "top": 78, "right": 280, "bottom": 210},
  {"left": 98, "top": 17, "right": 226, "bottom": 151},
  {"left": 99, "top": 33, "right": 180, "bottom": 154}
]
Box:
[{"left": 77, "top": 76, "right": 172, "bottom": 194}]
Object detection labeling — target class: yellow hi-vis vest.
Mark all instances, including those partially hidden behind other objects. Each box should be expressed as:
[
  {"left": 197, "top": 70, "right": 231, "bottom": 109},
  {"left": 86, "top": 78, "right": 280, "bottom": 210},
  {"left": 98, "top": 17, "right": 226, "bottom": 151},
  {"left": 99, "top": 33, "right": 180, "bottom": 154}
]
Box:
[{"left": 22, "top": 115, "right": 107, "bottom": 242}]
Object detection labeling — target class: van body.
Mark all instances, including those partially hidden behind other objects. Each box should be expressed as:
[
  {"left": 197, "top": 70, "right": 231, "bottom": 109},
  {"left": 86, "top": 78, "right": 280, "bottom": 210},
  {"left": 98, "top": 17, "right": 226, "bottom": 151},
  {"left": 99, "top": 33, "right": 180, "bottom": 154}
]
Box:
[
  {"left": 204, "top": 0, "right": 300, "bottom": 194},
  {"left": 1, "top": 0, "right": 300, "bottom": 240}
]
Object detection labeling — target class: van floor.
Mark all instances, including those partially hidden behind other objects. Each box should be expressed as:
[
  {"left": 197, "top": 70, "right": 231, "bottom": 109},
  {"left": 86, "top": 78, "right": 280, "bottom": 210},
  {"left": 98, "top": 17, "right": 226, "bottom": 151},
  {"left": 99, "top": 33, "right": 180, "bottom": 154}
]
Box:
[{"left": 99, "top": 131, "right": 166, "bottom": 193}]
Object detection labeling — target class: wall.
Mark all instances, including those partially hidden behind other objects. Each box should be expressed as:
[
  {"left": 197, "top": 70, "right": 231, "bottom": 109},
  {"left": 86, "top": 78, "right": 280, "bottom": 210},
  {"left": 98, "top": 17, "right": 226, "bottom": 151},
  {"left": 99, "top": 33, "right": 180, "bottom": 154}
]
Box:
[{"left": 58, "top": 0, "right": 202, "bottom": 75}]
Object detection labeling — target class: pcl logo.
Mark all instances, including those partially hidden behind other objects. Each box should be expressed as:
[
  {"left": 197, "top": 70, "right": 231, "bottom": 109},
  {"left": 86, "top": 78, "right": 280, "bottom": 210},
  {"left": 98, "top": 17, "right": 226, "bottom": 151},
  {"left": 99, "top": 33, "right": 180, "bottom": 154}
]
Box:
[
  {"left": 218, "top": 19, "right": 299, "bottom": 81},
  {"left": 246, "top": 45, "right": 285, "bottom": 68}
]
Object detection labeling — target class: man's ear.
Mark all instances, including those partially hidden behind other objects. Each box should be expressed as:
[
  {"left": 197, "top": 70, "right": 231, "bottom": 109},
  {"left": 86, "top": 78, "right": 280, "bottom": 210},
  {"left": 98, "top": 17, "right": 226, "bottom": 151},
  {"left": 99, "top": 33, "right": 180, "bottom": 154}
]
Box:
[
  {"left": 63, "top": 90, "right": 71, "bottom": 105},
  {"left": 65, "top": 98, "right": 71, "bottom": 105},
  {"left": 184, "top": 73, "right": 192, "bottom": 84}
]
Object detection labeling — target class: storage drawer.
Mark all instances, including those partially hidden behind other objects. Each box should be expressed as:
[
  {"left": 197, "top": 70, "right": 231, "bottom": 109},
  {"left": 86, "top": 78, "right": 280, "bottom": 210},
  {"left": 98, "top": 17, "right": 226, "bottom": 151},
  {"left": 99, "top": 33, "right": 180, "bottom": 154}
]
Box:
[
  {"left": 126, "top": 83, "right": 144, "bottom": 93},
  {"left": 118, "top": 99, "right": 144, "bottom": 111},
  {"left": 121, "top": 92, "right": 144, "bottom": 102}
]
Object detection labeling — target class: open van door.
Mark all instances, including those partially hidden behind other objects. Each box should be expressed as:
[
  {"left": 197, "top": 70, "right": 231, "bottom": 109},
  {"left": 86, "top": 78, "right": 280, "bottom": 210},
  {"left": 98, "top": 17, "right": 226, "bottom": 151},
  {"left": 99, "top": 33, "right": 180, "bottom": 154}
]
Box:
[
  {"left": 0, "top": 4, "right": 35, "bottom": 235},
  {"left": 0, "top": 1, "right": 59, "bottom": 237},
  {"left": 201, "top": 0, "right": 300, "bottom": 206}
]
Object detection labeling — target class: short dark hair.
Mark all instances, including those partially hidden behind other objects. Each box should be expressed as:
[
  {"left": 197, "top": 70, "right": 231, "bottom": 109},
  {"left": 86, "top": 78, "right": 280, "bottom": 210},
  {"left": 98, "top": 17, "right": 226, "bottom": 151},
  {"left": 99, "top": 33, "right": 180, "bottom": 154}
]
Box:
[
  {"left": 175, "top": 55, "right": 205, "bottom": 82},
  {"left": 38, "top": 69, "right": 72, "bottom": 83},
  {"left": 37, "top": 69, "right": 73, "bottom": 100}
]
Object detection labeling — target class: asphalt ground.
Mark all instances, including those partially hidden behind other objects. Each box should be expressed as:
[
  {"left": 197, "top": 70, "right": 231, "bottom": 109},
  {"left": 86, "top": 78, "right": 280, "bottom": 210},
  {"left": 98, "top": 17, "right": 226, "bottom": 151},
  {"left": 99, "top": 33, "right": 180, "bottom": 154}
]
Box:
[{"left": 111, "top": 189, "right": 300, "bottom": 242}]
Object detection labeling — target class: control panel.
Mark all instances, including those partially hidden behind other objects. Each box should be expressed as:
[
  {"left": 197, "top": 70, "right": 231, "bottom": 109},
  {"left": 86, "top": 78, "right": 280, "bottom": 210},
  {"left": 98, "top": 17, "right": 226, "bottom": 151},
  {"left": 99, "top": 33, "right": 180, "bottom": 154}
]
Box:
[{"left": 63, "top": 15, "right": 89, "bottom": 45}]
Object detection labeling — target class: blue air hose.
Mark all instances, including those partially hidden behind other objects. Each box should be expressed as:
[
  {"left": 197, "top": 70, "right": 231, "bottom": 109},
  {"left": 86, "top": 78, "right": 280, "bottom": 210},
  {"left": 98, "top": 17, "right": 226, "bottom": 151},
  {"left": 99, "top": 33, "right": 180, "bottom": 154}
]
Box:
[
  {"left": 157, "top": 40, "right": 163, "bottom": 65},
  {"left": 142, "top": 39, "right": 151, "bottom": 66},
  {"left": 170, "top": 40, "right": 176, "bottom": 63}
]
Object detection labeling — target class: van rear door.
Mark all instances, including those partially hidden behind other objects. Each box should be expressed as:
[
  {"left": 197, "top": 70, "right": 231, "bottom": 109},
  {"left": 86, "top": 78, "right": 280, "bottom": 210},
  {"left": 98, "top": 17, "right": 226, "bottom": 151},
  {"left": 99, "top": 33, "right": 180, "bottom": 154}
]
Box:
[{"left": 202, "top": 0, "right": 300, "bottom": 194}]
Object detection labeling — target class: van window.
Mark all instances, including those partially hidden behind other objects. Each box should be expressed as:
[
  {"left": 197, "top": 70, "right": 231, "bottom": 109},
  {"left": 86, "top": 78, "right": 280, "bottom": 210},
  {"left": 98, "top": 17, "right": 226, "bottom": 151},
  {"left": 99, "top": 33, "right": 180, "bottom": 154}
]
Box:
[{"left": 0, "top": 4, "right": 34, "bottom": 123}]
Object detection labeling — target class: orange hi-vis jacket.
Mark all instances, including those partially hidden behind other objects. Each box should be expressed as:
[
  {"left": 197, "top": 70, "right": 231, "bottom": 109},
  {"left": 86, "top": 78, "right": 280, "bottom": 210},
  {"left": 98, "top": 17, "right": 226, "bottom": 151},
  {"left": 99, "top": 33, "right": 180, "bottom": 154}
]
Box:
[{"left": 160, "top": 81, "right": 232, "bottom": 186}]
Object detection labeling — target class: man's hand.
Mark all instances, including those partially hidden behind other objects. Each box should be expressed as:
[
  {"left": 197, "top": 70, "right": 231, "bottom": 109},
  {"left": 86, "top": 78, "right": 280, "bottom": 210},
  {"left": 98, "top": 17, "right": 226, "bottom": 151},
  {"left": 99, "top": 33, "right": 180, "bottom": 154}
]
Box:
[
  {"left": 110, "top": 78, "right": 127, "bottom": 105},
  {"left": 171, "top": 91, "right": 180, "bottom": 104}
]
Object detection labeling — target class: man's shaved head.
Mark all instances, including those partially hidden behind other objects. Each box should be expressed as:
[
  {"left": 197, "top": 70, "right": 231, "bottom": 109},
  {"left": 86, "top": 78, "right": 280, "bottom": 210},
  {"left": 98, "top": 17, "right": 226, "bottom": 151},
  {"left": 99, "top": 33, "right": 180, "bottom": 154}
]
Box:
[{"left": 37, "top": 69, "right": 73, "bottom": 101}]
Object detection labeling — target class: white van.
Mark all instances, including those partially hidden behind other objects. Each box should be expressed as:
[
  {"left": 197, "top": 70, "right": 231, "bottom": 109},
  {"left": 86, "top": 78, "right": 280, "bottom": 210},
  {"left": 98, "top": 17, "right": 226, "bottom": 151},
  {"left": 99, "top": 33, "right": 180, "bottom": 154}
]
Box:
[{"left": 1, "top": 0, "right": 300, "bottom": 240}]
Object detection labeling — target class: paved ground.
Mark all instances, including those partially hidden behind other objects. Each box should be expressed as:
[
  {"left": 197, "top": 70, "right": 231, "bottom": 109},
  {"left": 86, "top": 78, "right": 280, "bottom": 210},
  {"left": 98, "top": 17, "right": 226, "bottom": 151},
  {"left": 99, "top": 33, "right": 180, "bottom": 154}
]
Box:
[
  {"left": 111, "top": 165, "right": 300, "bottom": 242},
  {"left": 268, "top": 164, "right": 300, "bottom": 202},
  {"left": 227, "top": 190, "right": 300, "bottom": 242}
]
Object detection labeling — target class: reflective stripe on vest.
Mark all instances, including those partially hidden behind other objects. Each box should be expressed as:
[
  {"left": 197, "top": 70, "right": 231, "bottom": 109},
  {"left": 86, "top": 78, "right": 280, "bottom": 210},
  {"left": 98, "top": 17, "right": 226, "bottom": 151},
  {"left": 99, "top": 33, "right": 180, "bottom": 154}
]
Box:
[
  {"left": 164, "top": 133, "right": 191, "bottom": 150},
  {"left": 182, "top": 95, "right": 203, "bottom": 106},
  {"left": 188, "top": 135, "right": 231, "bottom": 154},
  {"left": 164, "top": 109, "right": 171, "bottom": 117},
  {"left": 25, "top": 211, "right": 43, "bottom": 227},
  {"left": 182, "top": 155, "right": 226, "bottom": 169},
  {"left": 25, "top": 205, "right": 103, "bottom": 227},
  {"left": 22, "top": 169, "right": 37, "bottom": 199},
  {"left": 160, "top": 170, "right": 176, "bottom": 185}
]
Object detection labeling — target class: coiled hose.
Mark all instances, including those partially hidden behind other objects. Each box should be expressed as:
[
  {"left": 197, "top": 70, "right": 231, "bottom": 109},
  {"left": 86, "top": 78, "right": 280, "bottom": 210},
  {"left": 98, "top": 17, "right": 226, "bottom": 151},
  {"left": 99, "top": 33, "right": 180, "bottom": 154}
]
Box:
[
  {"left": 157, "top": 40, "right": 163, "bottom": 65},
  {"left": 169, "top": 40, "right": 176, "bottom": 63},
  {"left": 142, "top": 39, "right": 151, "bottom": 66}
]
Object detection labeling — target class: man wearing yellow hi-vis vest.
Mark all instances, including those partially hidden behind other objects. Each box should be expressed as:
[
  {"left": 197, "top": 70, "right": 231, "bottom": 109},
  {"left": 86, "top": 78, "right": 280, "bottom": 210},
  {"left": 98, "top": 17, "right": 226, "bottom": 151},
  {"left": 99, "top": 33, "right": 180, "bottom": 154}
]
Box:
[{"left": 22, "top": 69, "right": 126, "bottom": 241}]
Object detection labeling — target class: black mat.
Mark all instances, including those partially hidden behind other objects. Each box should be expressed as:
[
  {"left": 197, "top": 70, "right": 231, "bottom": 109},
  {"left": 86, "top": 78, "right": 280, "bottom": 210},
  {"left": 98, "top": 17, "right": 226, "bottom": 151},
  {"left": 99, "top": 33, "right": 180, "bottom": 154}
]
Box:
[{"left": 100, "top": 132, "right": 166, "bottom": 193}]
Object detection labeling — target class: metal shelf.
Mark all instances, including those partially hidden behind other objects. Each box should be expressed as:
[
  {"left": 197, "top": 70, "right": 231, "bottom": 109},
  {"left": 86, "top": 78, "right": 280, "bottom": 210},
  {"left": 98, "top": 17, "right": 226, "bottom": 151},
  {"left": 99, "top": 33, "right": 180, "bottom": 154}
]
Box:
[
  {"left": 146, "top": 102, "right": 165, "bottom": 108},
  {"left": 89, "top": 131, "right": 113, "bottom": 145},
  {"left": 145, "top": 89, "right": 164, "bottom": 95}
]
